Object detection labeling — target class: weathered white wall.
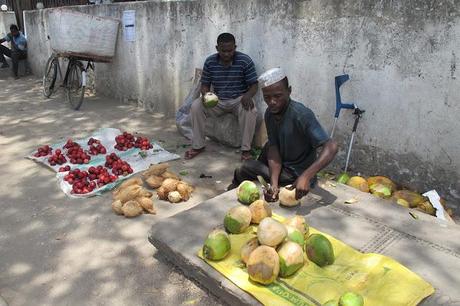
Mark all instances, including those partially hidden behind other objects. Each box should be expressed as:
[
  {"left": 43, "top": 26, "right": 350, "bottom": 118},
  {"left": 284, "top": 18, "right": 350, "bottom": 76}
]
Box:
[
  {"left": 0, "top": 11, "right": 16, "bottom": 38},
  {"left": 24, "top": 0, "right": 460, "bottom": 204}
]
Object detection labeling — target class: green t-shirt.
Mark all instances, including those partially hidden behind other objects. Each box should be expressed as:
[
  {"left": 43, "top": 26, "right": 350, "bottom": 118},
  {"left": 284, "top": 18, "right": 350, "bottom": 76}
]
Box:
[{"left": 264, "top": 99, "right": 330, "bottom": 177}]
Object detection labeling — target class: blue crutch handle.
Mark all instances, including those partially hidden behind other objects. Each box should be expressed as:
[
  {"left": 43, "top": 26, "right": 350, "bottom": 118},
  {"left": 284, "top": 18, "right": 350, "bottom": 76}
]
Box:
[{"left": 334, "top": 74, "right": 356, "bottom": 118}]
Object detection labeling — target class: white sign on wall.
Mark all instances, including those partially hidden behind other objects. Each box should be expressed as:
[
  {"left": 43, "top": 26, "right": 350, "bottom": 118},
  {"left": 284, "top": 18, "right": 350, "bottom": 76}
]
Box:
[{"left": 122, "top": 10, "right": 136, "bottom": 42}]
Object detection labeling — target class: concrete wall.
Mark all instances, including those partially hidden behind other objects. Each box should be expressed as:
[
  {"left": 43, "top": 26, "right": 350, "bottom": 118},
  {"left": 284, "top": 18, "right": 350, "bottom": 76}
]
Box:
[
  {"left": 24, "top": 0, "right": 460, "bottom": 204},
  {"left": 0, "top": 11, "right": 16, "bottom": 38}
]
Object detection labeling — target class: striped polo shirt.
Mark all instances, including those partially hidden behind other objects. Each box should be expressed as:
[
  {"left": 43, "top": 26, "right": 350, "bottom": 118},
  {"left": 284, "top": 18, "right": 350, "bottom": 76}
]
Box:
[{"left": 201, "top": 51, "right": 258, "bottom": 100}]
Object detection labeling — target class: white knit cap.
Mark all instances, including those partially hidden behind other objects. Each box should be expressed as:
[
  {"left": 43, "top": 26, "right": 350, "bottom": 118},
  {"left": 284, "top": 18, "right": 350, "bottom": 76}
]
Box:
[{"left": 258, "top": 67, "right": 286, "bottom": 88}]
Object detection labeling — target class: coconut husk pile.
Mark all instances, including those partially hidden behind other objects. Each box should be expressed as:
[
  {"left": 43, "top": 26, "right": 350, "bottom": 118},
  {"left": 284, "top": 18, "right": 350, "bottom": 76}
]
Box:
[
  {"left": 111, "top": 177, "right": 156, "bottom": 217},
  {"left": 142, "top": 163, "right": 194, "bottom": 203}
]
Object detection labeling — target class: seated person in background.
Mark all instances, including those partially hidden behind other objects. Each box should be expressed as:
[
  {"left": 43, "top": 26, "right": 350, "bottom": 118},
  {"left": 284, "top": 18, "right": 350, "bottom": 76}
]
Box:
[
  {"left": 0, "top": 24, "right": 27, "bottom": 79},
  {"left": 184, "top": 32, "right": 258, "bottom": 161},
  {"left": 229, "top": 68, "right": 338, "bottom": 201}
]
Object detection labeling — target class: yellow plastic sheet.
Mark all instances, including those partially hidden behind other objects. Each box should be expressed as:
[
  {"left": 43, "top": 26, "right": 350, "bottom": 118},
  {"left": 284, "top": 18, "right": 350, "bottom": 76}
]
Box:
[{"left": 198, "top": 213, "right": 434, "bottom": 306}]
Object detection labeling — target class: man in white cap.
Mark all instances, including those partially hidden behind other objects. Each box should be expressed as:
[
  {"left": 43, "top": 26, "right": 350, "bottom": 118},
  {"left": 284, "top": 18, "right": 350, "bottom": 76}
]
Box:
[{"left": 229, "top": 68, "right": 338, "bottom": 202}]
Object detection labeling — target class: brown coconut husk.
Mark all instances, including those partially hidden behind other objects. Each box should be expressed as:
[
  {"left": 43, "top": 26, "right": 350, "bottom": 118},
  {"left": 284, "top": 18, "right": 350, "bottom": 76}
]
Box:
[
  {"left": 161, "top": 171, "right": 180, "bottom": 180},
  {"left": 114, "top": 185, "right": 143, "bottom": 203},
  {"left": 121, "top": 200, "right": 143, "bottom": 217},
  {"left": 112, "top": 177, "right": 143, "bottom": 197},
  {"left": 111, "top": 200, "right": 124, "bottom": 215},
  {"left": 161, "top": 178, "right": 180, "bottom": 193},
  {"left": 176, "top": 182, "right": 193, "bottom": 201},
  {"left": 157, "top": 186, "right": 169, "bottom": 200},
  {"left": 142, "top": 163, "right": 169, "bottom": 179},
  {"left": 145, "top": 175, "right": 164, "bottom": 189},
  {"left": 136, "top": 197, "right": 156, "bottom": 214}
]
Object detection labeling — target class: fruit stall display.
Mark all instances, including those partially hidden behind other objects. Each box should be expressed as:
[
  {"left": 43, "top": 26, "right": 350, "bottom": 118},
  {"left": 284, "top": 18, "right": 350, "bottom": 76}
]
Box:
[
  {"left": 27, "top": 128, "right": 180, "bottom": 197},
  {"left": 199, "top": 181, "right": 434, "bottom": 306}
]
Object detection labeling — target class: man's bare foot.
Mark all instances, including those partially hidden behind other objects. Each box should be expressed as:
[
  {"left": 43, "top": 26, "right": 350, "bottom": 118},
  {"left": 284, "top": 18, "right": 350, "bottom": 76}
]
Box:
[
  {"left": 241, "top": 150, "right": 253, "bottom": 161},
  {"left": 184, "top": 147, "right": 205, "bottom": 160}
]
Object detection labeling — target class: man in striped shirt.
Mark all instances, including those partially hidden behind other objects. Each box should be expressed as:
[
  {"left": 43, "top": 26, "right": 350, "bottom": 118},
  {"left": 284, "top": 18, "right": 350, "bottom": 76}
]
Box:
[{"left": 184, "top": 33, "right": 258, "bottom": 161}]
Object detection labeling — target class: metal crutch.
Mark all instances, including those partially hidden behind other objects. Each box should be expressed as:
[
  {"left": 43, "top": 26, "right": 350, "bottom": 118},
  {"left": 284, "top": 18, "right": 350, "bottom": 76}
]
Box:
[
  {"left": 330, "top": 74, "right": 356, "bottom": 138},
  {"left": 344, "top": 107, "right": 365, "bottom": 172}
]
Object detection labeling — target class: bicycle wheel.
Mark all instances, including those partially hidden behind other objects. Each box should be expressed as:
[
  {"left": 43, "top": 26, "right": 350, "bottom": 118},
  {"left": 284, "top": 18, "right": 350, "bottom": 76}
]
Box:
[
  {"left": 66, "top": 61, "right": 85, "bottom": 110},
  {"left": 42, "top": 55, "right": 58, "bottom": 98}
]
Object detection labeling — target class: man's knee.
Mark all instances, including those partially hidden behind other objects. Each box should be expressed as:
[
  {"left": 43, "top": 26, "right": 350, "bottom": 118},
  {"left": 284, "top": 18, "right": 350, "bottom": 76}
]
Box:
[{"left": 190, "top": 98, "right": 204, "bottom": 116}]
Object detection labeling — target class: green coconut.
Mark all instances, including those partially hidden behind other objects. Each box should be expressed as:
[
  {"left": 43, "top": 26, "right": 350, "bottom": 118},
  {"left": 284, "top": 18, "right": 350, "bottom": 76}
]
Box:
[
  {"left": 369, "top": 183, "right": 392, "bottom": 199},
  {"left": 283, "top": 215, "right": 309, "bottom": 238},
  {"left": 257, "top": 217, "right": 287, "bottom": 247},
  {"left": 247, "top": 245, "right": 279, "bottom": 285},
  {"left": 202, "top": 92, "right": 219, "bottom": 108},
  {"left": 240, "top": 237, "right": 259, "bottom": 265},
  {"left": 339, "top": 292, "right": 364, "bottom": 306},
  {"left": 249, "top": 199, "right": 272, "bottom": 224},
  {"left": 277, "top": 241, "right": 305, "bottom": 277},
  {"left": 202, "top": 229, "right": 231, "bottom": 261},
  {"left": 305, "top": 234, "right": 335, "bottom": 267},
  {"left": 286, "top": 225, "right": 305, "bottom": 246},
  {"left": 323, "top": 300, "right": 339, "bottom": 306},
  {"left": 224, "top": 205, "right": 252, "bottom": 234},
  {"left": 237, "top": 180, "right": 260, "bottom": 205},
  {"left": 337, "top": 172, "right": 350, "bottom": 184}
]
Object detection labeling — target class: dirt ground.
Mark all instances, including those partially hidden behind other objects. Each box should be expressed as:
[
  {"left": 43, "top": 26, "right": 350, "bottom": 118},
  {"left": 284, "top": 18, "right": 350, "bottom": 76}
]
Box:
[{"left": 0, "top": 72, "right": 243, "bottom": 305}]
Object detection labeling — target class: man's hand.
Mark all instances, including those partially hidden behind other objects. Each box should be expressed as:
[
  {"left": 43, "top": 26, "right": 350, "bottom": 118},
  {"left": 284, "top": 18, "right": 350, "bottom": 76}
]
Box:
[
  {"left": 264, "top": 186, "right": 279, "bottom": 202},
  {"left": 240, "top": 95, "right": 254, "bottom": 111},
  {"left": 293, "top": 174, "right": 311, "bottom": 200}
]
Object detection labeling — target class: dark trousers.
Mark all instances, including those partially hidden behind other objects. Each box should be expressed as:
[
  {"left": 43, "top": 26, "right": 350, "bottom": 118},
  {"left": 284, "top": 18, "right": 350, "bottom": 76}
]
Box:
[
  {"left": 232, "top": 143, "right": 298, "bottom": 187},
  {"left": 0, "top": 45, "right": 27, "bottom": 77}
]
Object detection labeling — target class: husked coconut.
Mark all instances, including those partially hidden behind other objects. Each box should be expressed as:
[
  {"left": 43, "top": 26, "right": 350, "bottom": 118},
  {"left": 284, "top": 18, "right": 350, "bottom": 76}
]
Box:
[
  {"left": 277, "top": 241, "right": 305, "bottom": 277},
  {"left": 283, "top": 215, "right": 309, "bottom": 238},
  {"left": 247, "top": 245, "right": 279, "bottom": 285},
  {"left": 249, "top": 199, "right": 272, "bottom": 224},
  {"left": 286, "top": 225, "right": 305, "bottom": 246},
  {"left": 240, "top": 237, "right": 259, "bottom": 265},
  {"left": 224, "top": 206, "right": 252, "bottom": 234},
  {"left": 168, "top": 191, "right": 182, "bottom": 203},
  {"left": 257, "top": 218, "right": 287, "bottom": 247},
  {"left": 279, "top": 185, "right": 300, "bottom": 207}
]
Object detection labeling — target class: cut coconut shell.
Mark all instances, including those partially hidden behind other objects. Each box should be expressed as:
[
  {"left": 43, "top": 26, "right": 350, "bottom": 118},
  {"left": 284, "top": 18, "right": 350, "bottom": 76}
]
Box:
[
  {"left": 279, "top": 186, "right": 300, "bottom": 207},
  {"left": 392, "top": 190, "right": 426, "bottom": 208}
]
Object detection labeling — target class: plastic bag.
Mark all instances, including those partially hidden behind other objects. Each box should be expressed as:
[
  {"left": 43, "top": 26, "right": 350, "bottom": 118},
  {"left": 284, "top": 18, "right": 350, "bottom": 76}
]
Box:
[{"left": 176, "top": 68, "right": 202, "bottom": 140}]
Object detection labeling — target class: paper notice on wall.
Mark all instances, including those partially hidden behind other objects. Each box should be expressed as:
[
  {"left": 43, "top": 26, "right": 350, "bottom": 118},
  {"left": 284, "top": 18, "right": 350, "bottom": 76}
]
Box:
[{"left": 123, "top": 10, "right": 136, "bottom": 42}]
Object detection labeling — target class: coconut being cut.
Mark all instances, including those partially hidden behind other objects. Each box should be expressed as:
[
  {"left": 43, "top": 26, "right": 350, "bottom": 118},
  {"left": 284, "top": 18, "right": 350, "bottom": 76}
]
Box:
[{"left": 279, "top": 185, "right": 300, "bottom": 207}]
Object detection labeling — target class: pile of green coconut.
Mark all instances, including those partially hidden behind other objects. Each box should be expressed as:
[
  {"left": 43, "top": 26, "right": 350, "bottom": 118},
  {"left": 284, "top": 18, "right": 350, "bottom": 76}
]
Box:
[{"left": 202, "top": 180, "right": 364, "bottom": 306}]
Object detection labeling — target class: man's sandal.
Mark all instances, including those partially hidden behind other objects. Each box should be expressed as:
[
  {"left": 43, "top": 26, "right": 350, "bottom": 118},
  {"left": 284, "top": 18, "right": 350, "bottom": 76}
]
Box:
[{"left": 184, "top": 147, "right": 205, "bottom": 160}]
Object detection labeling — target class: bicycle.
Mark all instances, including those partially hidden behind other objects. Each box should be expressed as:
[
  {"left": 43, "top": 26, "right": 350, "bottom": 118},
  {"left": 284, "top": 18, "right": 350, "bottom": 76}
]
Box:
[{"left": 43, "top": 53, "right": 95, "bottom": 110}]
